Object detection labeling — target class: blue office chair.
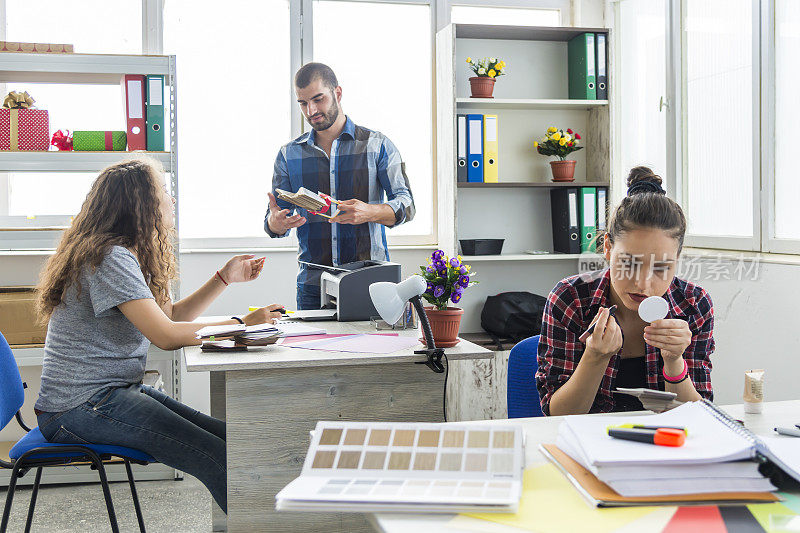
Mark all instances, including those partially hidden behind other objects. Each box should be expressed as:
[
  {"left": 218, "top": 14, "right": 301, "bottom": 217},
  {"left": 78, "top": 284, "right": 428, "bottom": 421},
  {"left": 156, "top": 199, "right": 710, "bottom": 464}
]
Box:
[
  {"left": 507, "top": 335, "right": 544, "bottom": 418},
  {"left": 0, "top": 332, "right": 153, "bottom": 533}
]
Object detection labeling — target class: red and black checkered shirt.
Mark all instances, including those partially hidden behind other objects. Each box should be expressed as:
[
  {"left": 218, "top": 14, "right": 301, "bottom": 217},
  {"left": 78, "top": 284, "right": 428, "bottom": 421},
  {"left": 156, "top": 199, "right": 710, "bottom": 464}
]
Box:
[{"left": 536, "top": 269, "right": 715, "bottom": 415}]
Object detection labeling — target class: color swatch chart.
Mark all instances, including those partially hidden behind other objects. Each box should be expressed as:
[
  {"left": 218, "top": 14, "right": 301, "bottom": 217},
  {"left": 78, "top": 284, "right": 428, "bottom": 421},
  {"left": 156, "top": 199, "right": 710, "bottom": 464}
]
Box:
[{"left": 276, "top": 421, "right": 524, "bottom": 513}]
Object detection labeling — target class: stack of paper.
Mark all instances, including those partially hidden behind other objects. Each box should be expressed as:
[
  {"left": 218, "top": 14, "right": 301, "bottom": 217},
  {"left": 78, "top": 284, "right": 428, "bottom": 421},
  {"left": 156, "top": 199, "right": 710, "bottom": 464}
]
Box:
[
  {"left": 196, "top": 322, "right": 325, "bottom": 351},
  {"left": 554, "top": 402, "right": 776, "bottom": 498}
]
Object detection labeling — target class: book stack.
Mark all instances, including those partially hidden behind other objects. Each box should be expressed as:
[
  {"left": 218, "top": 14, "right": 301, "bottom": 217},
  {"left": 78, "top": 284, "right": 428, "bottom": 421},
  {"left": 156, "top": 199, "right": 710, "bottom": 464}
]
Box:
[
  {"left": 550, "top": 186, "right": 608, "bottom": 253},
  {"left": 196, "top": 323, "right": 280, "bottom": 351},
  {"left": 455, "top": 114, "right": 499, "bottom": 183},
  {"left": 544, "top": 400, "right": 800, "bottom": 507},
  {"left": 567, "top": 32, "right": 608, "bottom": 100},
  {"left": 121, "top": 75, "right": 165, "bottom": 151},
  {"left": 276, "top": 188, "right": 330, "bottom": 213},
  {"left": 195, "top": 322, "right": 326, "bottom": 351}
]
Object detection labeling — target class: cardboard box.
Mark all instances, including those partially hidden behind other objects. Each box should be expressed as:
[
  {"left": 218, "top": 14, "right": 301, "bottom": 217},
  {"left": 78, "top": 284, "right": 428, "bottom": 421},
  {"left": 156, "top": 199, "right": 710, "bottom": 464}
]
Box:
[
  {"left": 0, "top": 41, "right": 74, "bottom": 53},
  {"left": 0, "top": 287, "right": 47, "bottom": 346}
]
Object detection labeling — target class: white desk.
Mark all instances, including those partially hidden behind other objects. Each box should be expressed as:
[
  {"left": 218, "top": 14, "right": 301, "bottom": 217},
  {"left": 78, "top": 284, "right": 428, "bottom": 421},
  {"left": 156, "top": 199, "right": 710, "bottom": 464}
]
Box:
[
  {"left": 184, "top": 321, "right": 492, "bottom": 533},
  {"left": 371, "top": 400, "right": 800, "bottom": 533}
]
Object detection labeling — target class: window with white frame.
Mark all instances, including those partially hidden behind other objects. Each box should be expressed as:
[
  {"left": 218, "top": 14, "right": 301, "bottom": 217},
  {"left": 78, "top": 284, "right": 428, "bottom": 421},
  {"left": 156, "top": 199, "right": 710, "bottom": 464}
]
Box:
[
  {"left": 683, "top": 0, "right": 754, "bottom": 242},
  {"left": 616, "top": 0, "right": 667, "bottom": 199},
  {"left": 3, "top": 0, "right": 583, "bottom": 250},
  {"left": 2, "top": 0, "right": 142, "bottom": 219},
  {"left": 450, "top": 5, "right": 561, "bottom": 26},
  {"left": 312, "top": 0, "right": 434, "bottom": 243},
  {"left": 163, "top": 0, "right": 292, "bottom": 245},
  {"left": 774, "top": 0, "right": 800, "bottom": 242}
]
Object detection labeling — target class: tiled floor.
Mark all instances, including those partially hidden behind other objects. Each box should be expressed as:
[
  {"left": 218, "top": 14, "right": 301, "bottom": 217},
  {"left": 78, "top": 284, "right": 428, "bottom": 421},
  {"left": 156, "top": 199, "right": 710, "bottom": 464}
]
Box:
[{"left": 1, "top": 475, "right": 212, "bottom": 532}]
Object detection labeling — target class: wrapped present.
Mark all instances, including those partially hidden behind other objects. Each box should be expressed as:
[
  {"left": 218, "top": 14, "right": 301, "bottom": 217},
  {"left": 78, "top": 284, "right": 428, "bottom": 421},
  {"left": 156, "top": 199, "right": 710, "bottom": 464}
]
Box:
[
  {"left": 0, "top": 41, "right": 74, "bottom": 54},
  {"left": 73, "top": 131, "right": 127, "bottom": 151},
  {"left": 0, "top": 91, "right": 50, "bottom": 151}
]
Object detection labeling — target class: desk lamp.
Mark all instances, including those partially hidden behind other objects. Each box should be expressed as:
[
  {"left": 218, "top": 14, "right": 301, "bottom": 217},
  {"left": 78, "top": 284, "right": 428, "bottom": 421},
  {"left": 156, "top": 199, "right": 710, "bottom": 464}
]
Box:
[{"left": 369, "top": 275, "right": 445, "bottom": 373}]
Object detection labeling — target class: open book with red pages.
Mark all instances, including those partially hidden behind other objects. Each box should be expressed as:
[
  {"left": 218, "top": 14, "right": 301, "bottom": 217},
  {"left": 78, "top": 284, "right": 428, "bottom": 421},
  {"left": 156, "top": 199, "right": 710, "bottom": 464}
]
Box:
[{"left": 276, "top": 187, "right": 339, "bottom": 218}]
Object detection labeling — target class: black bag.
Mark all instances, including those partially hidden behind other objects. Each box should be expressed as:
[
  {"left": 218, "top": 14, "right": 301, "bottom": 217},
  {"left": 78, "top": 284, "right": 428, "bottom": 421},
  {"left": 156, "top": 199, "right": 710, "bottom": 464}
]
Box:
[{"left": 481, "top": 291, "right": 548, "bottom": 349}]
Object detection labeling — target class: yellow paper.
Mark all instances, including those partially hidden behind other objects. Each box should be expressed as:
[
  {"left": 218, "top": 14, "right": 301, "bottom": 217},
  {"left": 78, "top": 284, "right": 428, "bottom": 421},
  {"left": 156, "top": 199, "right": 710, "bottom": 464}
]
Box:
[
  {"left": 748, "top": 502, "right": 798, "bottom": 532},
  {"left": 463, "top": 464, "right": 658, "bottom": 533}
]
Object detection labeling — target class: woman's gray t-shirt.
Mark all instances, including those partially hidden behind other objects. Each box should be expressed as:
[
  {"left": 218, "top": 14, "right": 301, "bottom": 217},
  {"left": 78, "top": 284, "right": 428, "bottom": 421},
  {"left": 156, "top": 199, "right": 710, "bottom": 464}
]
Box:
[{"left": 35, "top": 246, "right": 156, "bottom": 413}]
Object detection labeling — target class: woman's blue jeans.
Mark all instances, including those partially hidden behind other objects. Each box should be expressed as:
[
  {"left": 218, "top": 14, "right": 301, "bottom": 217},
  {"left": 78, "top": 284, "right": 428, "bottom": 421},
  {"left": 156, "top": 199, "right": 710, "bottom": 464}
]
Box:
[{"left": 37, "top": 383, "right": 227, "bottom": 513}]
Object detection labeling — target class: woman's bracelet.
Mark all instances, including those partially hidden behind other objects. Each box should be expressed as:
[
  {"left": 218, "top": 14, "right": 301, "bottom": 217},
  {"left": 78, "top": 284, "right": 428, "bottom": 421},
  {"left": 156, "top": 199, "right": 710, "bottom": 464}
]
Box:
[
  {"left": 663, "top": 359, "right": 689, "bottom": 384},
  {"left": 215, "top": 270, "right": 228, "bottom": 286}
]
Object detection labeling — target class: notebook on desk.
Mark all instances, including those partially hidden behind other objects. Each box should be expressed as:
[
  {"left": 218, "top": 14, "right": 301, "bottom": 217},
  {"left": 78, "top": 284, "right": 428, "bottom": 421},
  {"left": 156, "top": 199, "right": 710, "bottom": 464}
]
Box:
[
  {"left": 540, "top": 444, "right": 779, "bottom": 507},
  {"left": 547, "top": 400, "right": 800, "bottom": 505}
]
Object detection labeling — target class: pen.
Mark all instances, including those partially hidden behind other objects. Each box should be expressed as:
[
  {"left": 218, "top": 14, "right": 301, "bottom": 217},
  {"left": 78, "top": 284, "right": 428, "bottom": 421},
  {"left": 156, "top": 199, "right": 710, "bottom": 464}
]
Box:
[
  {"left": 607, "top": 427, "right": 686, "bottom": 447},
  {"left": 581, "top": 305, "right": 618, "bottom": 341},
  {"left": 249, "top": 306, "right": 293, "bottom": 314},
  {"left": 775, "top": 427, "right": 800, "bottom": 438},
  {"left": 607, "top": 424, "right": 688, "bottom": 435}
]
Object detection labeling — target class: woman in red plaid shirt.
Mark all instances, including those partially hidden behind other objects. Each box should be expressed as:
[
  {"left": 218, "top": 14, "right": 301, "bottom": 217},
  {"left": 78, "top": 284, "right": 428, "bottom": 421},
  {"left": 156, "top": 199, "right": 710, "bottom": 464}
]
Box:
[{"left": 537, "top": 167, "right": 714, "bottom": 415}]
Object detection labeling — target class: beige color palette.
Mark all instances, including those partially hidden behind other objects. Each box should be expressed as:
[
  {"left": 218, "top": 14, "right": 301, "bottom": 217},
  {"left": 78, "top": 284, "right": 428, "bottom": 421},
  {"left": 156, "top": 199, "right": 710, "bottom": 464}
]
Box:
[
  {"left": 308, "top": 423, "right": 519, "bottom": 476},
  {"left": 278, "top": 421, "right": 524, "bottom": 513}
]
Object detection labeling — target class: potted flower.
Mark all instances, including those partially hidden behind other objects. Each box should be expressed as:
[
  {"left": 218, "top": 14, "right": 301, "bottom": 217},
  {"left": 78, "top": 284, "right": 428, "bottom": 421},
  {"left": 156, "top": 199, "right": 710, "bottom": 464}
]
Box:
[
  {"left": 419, "top": 250, "right": 477, "bottom": 347},
  {"left": 534, "top": 127, "right": 584, "bottom": 181},
  {"left": 466, "top": 57, "right": 506, "bottom": 98}
]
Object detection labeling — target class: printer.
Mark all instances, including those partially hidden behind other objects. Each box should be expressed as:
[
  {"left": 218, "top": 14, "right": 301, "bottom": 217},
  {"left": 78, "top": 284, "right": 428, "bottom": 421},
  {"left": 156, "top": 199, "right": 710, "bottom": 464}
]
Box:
[{"left": 318, "top": 260, "right": 402, "bottom": 321}]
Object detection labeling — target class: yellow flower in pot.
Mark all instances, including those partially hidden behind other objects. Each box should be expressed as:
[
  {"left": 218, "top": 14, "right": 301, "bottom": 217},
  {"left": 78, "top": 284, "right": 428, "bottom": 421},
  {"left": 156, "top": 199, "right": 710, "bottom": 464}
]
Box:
[
  {"left": 535, "top": 127, "right": 584, "bottom": 182},
  {"left": 465, "top": 57, "right": 506, "bottom": 99}
]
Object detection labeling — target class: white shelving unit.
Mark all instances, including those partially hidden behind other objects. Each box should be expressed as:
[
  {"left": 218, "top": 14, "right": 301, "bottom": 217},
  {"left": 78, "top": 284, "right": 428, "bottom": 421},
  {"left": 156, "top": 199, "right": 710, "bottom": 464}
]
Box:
[
  {"left": 0, "top": 150, "right": 171, "bottom": 172},
  {"left": 455, "top": 98, "right": 608, "bottom": 110},
  {"left": 462, "top": 253, "right": 603, "bottom": 262},
  {"left": 0, "top": 52, "right": 181, "bottom": 486},
  {"left": 436, "top": 23, "right": 613, "bottom": 259}
]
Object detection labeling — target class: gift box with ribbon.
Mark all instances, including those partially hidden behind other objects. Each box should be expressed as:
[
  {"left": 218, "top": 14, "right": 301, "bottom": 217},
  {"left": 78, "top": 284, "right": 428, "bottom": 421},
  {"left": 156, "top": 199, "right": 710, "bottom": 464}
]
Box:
[
  {"left": 73, "top": 131, "right": 127, "bottom": 151},
  {"left": 0, "top": 91, "right": 50, "bottom": 151}
]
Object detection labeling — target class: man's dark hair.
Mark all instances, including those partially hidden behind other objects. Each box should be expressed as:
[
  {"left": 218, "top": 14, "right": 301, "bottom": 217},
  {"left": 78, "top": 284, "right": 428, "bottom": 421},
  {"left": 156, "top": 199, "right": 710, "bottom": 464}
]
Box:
[{"left": 294, "top": 62, "right": 338, "bottom": 91}]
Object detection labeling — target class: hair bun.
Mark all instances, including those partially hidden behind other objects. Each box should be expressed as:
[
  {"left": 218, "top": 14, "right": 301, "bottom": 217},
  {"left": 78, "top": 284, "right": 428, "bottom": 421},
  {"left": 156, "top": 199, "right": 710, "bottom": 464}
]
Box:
[{"left": 626, "top": 166, "right": 665, "bottom": 196}]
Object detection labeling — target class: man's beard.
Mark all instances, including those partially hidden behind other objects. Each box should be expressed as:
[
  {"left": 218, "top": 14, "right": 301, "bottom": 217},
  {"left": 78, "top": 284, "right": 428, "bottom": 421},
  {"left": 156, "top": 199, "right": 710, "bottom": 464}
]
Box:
[{"left": 307, "top": 98, "right": 340, "bottom": 131}]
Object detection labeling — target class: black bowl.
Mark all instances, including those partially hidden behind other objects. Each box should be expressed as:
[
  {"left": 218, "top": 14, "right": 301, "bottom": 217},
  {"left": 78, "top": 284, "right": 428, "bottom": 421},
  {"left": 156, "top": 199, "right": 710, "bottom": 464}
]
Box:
[{"left": 459, "top": 239, "right": 504, "bottom": 256}]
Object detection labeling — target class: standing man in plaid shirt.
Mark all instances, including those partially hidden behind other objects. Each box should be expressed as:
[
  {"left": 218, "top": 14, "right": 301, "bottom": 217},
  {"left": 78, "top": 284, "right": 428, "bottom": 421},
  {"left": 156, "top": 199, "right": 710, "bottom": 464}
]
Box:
[
  {"left": 537, "top": 167, "right": 715, "bottom": 415},
  {"left": 265, "top": 63, "right": 415, "bottom": 309}
]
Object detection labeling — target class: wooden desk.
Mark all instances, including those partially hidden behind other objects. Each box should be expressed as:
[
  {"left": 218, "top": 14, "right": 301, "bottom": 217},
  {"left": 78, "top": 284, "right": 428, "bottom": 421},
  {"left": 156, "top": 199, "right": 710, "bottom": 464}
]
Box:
[
  {"left": 184, "top": 321, "right": 492, "bottom": 533},
  {"left": 371, "top": 400, "right": 800, "bottom": 533}
]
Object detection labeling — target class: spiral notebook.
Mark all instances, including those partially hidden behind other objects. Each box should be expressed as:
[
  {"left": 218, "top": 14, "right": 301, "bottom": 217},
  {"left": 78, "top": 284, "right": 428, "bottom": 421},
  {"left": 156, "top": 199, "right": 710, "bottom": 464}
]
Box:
[{"left": 553, "top": 400, "right": 800, "bottom": 500}]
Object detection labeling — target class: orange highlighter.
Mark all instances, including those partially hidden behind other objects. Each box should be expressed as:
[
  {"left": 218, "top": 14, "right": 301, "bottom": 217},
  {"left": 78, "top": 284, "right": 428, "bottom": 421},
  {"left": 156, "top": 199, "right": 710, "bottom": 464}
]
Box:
[{"left": 607, "top": 427, "right": 686, "bottom": 447}]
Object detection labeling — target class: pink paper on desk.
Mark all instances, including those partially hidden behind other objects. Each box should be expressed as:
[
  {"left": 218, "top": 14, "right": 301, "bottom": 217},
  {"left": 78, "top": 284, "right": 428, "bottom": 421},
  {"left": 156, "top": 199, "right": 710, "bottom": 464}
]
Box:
[
  {"left": 280, "top": 333, "right": 398, "bottom": 345},
  {"left": 285, "top": 333, "right": 421, "bottom": 354}
]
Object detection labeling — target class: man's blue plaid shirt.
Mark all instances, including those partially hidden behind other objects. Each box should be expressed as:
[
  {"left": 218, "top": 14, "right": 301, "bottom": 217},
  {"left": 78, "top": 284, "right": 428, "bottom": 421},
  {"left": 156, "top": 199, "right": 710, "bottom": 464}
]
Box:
[{"left": 265, "top": 116, "right": 415, "bottom": 293}]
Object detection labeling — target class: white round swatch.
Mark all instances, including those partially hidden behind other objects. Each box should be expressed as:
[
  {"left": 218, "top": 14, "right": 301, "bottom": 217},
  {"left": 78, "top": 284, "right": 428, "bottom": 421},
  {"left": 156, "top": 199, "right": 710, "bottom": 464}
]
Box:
[{"left": 638, "top": 296, "right": 669, "bottom": 323}]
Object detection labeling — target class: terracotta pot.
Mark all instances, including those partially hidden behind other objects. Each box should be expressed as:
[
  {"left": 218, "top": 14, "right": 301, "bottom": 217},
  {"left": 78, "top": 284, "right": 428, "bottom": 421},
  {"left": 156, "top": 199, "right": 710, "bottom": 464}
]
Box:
[
  {"left": 550, "top": 160, "right": 577, "bottom": 182},
  {"left": 469, "top": 76, "right": 496, "bottom": 98},
  {"left": 420, "top": 306, "right": 464, "bottom": 348}
]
